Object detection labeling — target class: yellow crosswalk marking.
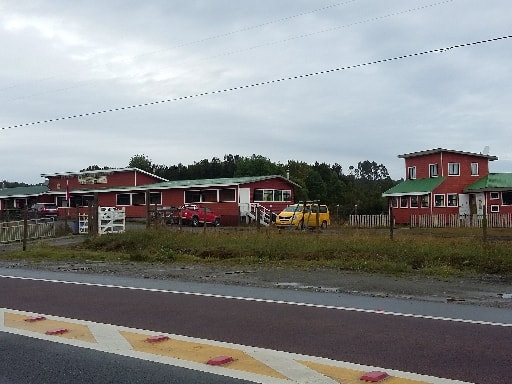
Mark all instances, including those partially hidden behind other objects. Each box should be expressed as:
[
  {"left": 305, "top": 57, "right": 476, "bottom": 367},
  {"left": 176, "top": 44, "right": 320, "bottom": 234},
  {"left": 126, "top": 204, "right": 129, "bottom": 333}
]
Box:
[{"left": 121, "top": 330, "right": 287, "bottom": 379}]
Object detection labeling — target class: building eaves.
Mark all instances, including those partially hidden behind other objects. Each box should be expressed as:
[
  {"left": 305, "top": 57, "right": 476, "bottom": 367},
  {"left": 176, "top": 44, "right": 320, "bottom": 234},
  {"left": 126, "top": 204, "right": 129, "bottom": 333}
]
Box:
[
  {"left": 464, "top": 173, "right": 512, "bottom": 192},
  {"left": 398, "top": 148, "right": 498, "bottom": 161},
  {"left": 45, "top": 175, "right": 301, "bottom": 194},
  {"left": 382, "top": 177, "right": 445, "bottom": 197},
  {"left": 0, "top": 185, "right": 49, "bottom": 198}
]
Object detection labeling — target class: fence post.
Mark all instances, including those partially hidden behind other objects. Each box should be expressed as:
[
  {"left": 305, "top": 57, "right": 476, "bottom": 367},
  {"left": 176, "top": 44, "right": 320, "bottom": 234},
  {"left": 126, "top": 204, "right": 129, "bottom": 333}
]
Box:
[
  {"left": 23, "top": 207, "right": 28, "bottom": 251},
  {"left": 482, "top": 205, "right": 488, "bottom": 243},
  {"left": 389, "top": 206, "right": 394, "bottom": 240}
]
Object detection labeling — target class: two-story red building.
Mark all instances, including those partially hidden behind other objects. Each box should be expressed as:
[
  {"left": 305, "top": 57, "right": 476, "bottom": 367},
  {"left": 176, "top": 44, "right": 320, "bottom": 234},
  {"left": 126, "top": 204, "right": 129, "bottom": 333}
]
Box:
[{"left": 382, "top": 148, "right": 512, "bottom": 224}]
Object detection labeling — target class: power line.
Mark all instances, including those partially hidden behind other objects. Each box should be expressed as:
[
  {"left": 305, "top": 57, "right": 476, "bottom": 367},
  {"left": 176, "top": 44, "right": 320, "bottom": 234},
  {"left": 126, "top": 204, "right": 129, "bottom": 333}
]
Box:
[
  {"left": 1, "top": 34, "right": 510, "bottom": 131},
  {"left": 0, "top": 0, "right": 358, "bottom": 95}
]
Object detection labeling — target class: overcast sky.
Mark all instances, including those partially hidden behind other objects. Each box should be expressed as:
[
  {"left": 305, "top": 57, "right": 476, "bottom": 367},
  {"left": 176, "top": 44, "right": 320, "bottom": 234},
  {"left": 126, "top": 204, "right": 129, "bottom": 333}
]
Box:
[{"left": 1, "top": 0, "right": 511, "bottom": 184}]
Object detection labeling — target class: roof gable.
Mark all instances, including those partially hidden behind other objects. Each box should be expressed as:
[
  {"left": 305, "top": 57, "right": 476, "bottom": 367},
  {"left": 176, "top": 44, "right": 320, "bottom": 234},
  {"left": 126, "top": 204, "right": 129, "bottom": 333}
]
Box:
[
  {"left": 382, "top": 177, "right": 445, "bottom": 196},
  {"left": 41, "top": 167, "right": 168, "bottom": 182},
  {"left": 398, "top": 148, "right": 498, "bottom": 161}
]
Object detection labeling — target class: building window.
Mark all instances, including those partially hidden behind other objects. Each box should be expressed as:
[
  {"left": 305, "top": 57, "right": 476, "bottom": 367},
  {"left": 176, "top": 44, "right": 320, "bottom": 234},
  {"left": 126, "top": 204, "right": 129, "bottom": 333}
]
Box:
[
  {"left": 184, "top": 190, "right": 201, "bottom": 203},
  {"left": 434, "top": 194, "right": 445, "bottom": 207},
  {"left": 219, "top": 188, "right": 236, "bottom": 202},
  {"left": 254, "top": 189, "right": 292, "bottom": 202},
  {"left": 491, "top": 205, "right": 500, "bottom": 212},
  {"left": 149, "top": 192, "right": 162, "bottom": 205},
  {"left": 201, "top": 190, "right": 218, "bottom": 202},
  {"left": 502, "top": 191, "right": 512, "bottom": 205},
  {"left": 391, "top": 197, "right": 398, "bottom": 208},
  {"left": 448, "top": 163, "right": 460, "bottom": 176},
  {"left": 407, "top": 166, "right": 416, "bottom": 180},
  {"left": 400, "top": 196, "right": 408, "bottom": 208},
  {"left": 116, "top": 194, "right": 131, "bottom": 205},
  {"left": 470, "top": 162, "right": 479, "bottom": 176},
  {"left": 490, "top": 192, "right": 500, "bottom": 200},
  {"left": 410, "top": 195, "right": 418, "bottom": 208},
  {"left": 421, "top": 195, "right": 429, "bottom": 208},
  {"left": 447, "top": 194, "right": 458, "bottom": 207},
  {"left": 132, "top": 193, "right": 145, "bottom": 206},
  {"left": 429, "top": 164, "right": 438, "bottom": 177}
]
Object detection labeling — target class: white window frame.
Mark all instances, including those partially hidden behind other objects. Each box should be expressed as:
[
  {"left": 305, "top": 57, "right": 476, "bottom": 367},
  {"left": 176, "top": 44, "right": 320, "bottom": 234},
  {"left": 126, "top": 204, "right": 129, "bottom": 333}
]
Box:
[
  {"left": 407, "top": 166, "right": 416, "bottom": 180},
  {"left": 448, "top": 162, "right": 460, "bottom": 176},
  {"left": 421, "top": 195, "right": 429, "bottom": 208},
  {"left": 391, "top": 196, "right": 398, "bottom": 208},
  {"left": 410, "top": 195, "right": 419, "bottom": 208},
  {"left": 434, "top": 194, "right": 445, "bottom": 207},
  {"left": 447, "top": 193, "right": 458, "bottom": 207},
  {"left": 470, "top": 162, "right": 479, "bottom": 176},
  {"left": 400, "top": 195, "right": 408, "bottom": 208},
  {"left": 490, "top": 192, "right": 500, "bottom": 200},
  {"left": 491, "top": 205, "right": 500, "bottom": 212},
  {"left": 429, "top": 164, "right": 438, "bottom": 178}
]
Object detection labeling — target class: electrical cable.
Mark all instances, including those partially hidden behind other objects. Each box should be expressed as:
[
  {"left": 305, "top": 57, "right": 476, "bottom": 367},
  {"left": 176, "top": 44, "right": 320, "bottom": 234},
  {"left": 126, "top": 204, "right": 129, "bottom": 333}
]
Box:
[{"left": 1, "top": 34, "right": 510, "bottom": 131}]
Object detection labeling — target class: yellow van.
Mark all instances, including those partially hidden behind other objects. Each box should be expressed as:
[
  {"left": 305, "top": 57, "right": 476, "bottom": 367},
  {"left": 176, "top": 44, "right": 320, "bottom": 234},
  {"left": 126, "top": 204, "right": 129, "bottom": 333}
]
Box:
[{"left": 275, "top": 203, "right": 330, "bottom": 229}]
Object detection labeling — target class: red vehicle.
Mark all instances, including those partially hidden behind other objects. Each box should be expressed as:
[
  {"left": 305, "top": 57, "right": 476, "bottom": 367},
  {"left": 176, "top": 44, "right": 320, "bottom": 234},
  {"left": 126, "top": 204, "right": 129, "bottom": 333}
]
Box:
[
  {"left": 172, "top": 204, "right": 221, "bottom": 227},
  {"left": 29, "top": 203, "right": 58, "bottom": 217}
]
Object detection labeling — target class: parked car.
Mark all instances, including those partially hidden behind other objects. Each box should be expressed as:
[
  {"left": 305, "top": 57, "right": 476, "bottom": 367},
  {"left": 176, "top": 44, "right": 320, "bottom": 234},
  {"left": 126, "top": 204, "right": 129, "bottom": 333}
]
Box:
[
  {"left": 172, "top": 204, "right": 221, "bottom": 226},
  {"left": 275, "top": 203, "right": 330, "bottom": 229},
  {"left": 30, "top": 203, "right": 59, "bottom": 217}
]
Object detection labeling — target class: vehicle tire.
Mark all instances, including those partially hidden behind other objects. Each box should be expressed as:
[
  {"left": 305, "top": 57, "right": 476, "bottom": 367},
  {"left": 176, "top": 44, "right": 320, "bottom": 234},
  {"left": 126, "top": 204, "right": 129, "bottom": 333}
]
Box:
[
  {"left": 213, "top": 218, "right": 221, "bottom": 227},
  {"left": 321, "top": 221, "right": 328, "bottom": 229},
  {"left": 191, "top": 216, "right": 200, "bottom": 227}
]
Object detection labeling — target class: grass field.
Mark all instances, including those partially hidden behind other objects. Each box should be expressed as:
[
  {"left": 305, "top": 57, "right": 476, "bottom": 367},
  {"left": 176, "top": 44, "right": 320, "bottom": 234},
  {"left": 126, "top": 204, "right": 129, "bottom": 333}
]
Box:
[{"left": 3, "top": 225, "right": 512, "bottom": 278}]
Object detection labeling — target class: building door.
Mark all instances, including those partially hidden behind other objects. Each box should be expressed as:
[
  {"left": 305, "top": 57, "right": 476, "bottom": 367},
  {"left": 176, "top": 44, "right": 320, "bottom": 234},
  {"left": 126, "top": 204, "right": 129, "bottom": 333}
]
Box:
[
  {"left": 238, "top": 188, "right": 251, "bottom": 215},
  {"left": 458, "top": 194, "right": 470, "bottom": 217}
]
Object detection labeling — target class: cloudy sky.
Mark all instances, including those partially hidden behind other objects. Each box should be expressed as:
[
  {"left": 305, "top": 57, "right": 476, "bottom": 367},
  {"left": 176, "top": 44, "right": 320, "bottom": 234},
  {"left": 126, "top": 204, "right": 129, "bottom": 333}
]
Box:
[{"left": 1, "top": 0, "right": 511, "bottom": 184}]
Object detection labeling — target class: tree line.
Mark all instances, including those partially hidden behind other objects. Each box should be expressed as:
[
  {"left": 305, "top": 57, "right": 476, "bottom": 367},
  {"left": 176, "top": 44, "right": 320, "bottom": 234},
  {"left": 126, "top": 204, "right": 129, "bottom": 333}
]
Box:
[{"left": 123, "top": 154, "right": 399, "bottom": 216}]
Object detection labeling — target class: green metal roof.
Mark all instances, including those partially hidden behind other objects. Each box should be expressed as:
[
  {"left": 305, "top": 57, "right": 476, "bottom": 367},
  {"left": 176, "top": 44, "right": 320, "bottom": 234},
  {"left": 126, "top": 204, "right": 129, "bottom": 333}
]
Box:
[
  {"left": 150, "top": 175, "right": 300, "bottom": 189},
  {"left": 382, "top": 177, "right": 445, "bottom": 196},
  {"left": 464, "top": 173, "right": 512, "bottom": 192},
  {"left": 0, "top": 185, "right": 49, "bottom": 198}
]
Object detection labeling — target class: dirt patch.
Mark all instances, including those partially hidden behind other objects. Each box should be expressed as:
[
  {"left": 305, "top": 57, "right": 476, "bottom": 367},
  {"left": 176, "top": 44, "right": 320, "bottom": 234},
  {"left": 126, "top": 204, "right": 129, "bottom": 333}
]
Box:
[{"left": 1, "top": 258, "right": 511, "bottom": 309}]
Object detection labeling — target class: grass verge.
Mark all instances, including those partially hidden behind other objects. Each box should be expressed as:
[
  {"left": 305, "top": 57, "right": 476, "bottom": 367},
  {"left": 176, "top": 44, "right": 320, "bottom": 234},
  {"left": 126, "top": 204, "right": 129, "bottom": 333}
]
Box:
[{"left": 2, "top": 227, "right": 511, "bottom": 278}]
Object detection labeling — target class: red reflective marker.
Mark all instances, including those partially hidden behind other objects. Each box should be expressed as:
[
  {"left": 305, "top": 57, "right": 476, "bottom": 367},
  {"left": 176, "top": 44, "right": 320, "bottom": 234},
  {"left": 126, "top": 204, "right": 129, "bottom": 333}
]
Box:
[
  {"left": 45, "top": 328, "right": 69, "bottom": 335},
  {"left": 207, "top": 356, "right": 234, "bottom": 366},
  {"left": 24, "top": 316, "right": 46, "bottom": 322},
  {"left": 360, "top": 371, "right": 389, "bottom": 382},
  {"left": 145, "top": 335, "right": 169, "bottom": 343}
]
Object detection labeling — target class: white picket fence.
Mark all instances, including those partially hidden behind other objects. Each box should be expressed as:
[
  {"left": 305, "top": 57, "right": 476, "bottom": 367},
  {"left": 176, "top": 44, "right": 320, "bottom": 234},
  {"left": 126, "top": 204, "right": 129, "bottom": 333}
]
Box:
[
  {"left": 0, "top": 218, "right": 55, "bottom": 243},
  {"left": 410, "top": 213, "right": 512, "bottom": 228},
  {"left": 348, "top": 213, "right": 512, "bottom": 228},
  {"left": 349, "top": 214, "right": 391, "bottom": 228}
]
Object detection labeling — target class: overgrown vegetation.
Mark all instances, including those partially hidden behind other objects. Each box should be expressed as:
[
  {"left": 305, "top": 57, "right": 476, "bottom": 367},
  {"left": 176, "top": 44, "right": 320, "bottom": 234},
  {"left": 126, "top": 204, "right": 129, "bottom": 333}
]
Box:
[{"left": 4, "top": 228, "right": 512, "bottom": 277}]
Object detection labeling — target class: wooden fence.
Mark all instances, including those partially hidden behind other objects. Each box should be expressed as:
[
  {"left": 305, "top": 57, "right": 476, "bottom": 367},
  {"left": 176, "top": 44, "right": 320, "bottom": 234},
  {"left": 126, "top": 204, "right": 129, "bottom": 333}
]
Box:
[
  {"left": 410, "top": 213, "right": 512, "bottom": 228},
  {"left": 348, "top": 213, "right": 512, "bottom": 228},
  {"left": 348, "top": 214, "right": 391, "bottom": 228},
  {"left": 0, "top": 218, "right": 55, "bottom": 243}
]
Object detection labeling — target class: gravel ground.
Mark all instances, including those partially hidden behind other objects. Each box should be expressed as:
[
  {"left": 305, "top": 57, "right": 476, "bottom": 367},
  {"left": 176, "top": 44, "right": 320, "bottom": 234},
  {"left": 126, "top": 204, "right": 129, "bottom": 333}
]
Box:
[{"left": 1, "top": 235, "right": 512, "bottom": 309}]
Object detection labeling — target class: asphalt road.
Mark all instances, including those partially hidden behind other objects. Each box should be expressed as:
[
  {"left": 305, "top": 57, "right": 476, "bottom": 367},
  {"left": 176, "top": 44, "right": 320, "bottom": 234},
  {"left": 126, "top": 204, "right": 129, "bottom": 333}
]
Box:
[{"left": 1, "top": 272, "right": 511, "bottom": 384}]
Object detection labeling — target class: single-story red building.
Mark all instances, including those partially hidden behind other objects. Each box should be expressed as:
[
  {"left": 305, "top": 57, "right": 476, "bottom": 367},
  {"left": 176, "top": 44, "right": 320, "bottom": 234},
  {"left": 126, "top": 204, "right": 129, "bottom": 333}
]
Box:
[{"left": 1, "top": 168, "right": 300, "bottom": 226}]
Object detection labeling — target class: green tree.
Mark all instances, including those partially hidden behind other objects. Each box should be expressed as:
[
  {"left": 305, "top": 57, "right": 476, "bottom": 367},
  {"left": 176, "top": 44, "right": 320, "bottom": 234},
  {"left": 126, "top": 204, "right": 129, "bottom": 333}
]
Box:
[{"left": 128, "top": 154, "right": 154, "bottom": 173}]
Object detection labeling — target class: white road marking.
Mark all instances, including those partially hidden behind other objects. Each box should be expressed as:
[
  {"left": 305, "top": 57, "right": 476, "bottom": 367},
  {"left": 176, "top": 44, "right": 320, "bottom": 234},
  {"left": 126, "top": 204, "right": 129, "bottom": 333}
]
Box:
[
  {"left": 247, "top": 349, "right": 339, "bottom": 384},
  {"left": 1, "top": 274, "right": 511, "bottom": 327},
  {"left": 0, "top": 308, "right": 471, "bottom": 384}
]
